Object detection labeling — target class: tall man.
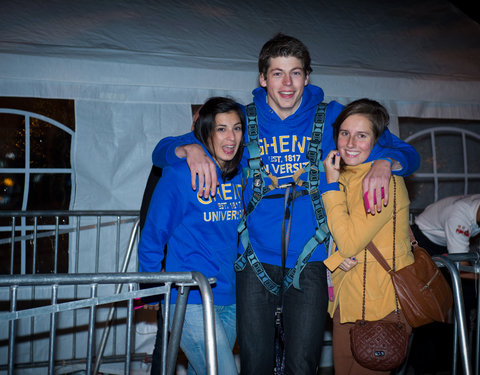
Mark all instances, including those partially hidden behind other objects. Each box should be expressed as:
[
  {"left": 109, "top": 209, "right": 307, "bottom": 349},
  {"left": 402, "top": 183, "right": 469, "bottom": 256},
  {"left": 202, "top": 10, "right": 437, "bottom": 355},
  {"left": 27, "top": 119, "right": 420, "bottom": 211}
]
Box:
[{"left": 152, "top": 34, "right": 419, "bottom": 374}]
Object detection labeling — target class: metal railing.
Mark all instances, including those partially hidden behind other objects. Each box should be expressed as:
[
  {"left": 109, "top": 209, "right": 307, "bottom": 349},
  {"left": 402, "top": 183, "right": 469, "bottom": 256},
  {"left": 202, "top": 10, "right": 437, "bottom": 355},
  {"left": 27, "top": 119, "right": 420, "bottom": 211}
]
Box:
[
  {"left": 0, "top": 211, "right": 218, "bottom": 374},
  {"left": 433, "top": 253, "right": 480, "bottom": 375},
  {"left": 0, "top": 272, "right": 217, "bottom": 375}
]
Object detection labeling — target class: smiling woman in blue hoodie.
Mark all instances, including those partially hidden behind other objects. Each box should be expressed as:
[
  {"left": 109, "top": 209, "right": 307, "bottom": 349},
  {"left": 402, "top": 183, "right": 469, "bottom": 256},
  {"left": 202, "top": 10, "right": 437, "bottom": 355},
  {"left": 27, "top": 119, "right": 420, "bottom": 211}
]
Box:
[{"left": 138, "top": 97, "right": 244, "bottom": 375}]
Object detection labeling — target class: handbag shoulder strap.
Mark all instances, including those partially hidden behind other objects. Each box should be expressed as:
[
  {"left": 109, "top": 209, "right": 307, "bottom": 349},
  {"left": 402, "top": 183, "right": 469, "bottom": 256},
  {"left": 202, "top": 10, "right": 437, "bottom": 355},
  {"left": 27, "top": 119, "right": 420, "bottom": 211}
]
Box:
[
  {"left": 366, "top": 242, "right": 392, "bottom": 273},
  {"left": 365, "top": 176, "right": 398, "bottom": 274},
  {"left": 409, "top": 226, "right": 420, "bottom": 249}
]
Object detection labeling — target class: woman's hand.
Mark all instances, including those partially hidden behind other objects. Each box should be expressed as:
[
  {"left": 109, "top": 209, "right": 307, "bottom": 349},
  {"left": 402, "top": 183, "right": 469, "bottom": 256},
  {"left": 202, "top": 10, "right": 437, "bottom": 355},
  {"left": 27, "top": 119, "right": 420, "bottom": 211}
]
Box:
[
  {"left": 339, "top": 257, "right": 358, "bottom": 272},
  {"left": 323, "top": 150, "right": 341, "bottom": 184}
]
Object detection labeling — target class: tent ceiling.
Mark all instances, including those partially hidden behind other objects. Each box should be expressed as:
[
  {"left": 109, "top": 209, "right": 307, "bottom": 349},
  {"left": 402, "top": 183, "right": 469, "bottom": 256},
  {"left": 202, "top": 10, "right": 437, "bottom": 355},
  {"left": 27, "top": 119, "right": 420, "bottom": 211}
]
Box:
[{"left": 0, "top": 0, "right": 479, "bottom": 80}]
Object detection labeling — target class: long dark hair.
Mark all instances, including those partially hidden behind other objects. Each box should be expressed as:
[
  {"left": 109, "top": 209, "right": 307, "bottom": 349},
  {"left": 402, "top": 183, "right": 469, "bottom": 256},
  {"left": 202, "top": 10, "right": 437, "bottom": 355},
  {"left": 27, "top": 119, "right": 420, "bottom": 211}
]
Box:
[{"left": 193, "top": 97, "right": 245, "bottom": 181}]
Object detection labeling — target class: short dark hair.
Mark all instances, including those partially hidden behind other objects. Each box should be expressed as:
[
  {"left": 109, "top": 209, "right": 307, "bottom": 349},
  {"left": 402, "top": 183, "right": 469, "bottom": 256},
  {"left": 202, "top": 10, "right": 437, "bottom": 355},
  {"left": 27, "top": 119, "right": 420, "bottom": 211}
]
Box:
[
  {"left": 332, "top": 98, "right": 390, "bottom": 146},
  {"left": 258, "top": 33, "right": 312, "bottom": 77},
  {"left": 193, "top": 97, "right": 245, "bottom": 181}
]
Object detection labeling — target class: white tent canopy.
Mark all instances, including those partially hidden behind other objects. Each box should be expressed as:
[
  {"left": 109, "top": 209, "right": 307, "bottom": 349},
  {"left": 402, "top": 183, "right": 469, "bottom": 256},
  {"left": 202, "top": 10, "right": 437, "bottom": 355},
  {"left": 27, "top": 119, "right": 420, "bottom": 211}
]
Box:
[
  {"left": 0, "top": 1, "right": 479, "bottom": 370},
  {"left": 1, "top": 0, "right": 479, "bottom": 210}
]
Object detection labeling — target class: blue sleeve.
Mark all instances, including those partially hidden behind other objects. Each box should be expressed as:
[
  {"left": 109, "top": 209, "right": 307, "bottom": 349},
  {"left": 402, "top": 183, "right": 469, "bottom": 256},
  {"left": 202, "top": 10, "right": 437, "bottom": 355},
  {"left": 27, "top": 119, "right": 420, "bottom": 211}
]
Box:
[
  {"left": 138, "top": 167, "right": 184, "bottom": 272},
  {"left": 366, "top": 128, "right": 420, "bottom": 177},
  {"left": 323, "top": 182, "right": 340, "bottom": 192},
  {"left": 152, "top": 132, "right": 199, "bottom": 168}
]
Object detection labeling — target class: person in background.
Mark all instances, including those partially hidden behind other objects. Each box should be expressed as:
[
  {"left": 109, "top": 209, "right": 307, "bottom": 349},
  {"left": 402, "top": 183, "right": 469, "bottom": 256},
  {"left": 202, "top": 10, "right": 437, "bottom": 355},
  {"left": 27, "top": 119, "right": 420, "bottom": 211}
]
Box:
[
  {"left": 412, "top": 194, "right": 480, "bottom": 256},
  {"left": 150, "top": 34, "right": 419, "bottom": 374},
  {"left": 322, "top": 98, "right": 414, "bottom": 374},
  {"left": 138, "top": 97, "right": 244, "bottom": 375}
]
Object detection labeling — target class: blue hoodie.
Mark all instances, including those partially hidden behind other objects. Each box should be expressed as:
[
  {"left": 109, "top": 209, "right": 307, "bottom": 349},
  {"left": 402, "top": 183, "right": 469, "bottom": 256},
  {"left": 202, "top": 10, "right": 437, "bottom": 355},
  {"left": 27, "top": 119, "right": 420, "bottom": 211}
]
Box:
[
  {"left": 138, "top": 153, "right": 243, "bottom": 305},
  {"left": 152, "top": 84, "right": 419, "bottom": 269}
]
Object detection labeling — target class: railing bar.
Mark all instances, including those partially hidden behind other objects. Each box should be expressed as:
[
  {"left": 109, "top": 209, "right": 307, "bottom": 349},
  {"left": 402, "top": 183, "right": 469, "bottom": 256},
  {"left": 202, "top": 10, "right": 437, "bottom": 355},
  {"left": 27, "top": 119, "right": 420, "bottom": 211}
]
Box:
[
  {"left": 30, "top": 285, "right": 35, "bottom": 364},
  {"left": 0, "top": 284, "right": 170, "bottom": 321},
  {"left": 95, "top": 216, "right": 101, "bottom": 273},
  {"left": 93, "top": 220, "right": 140, "bottom": 374},
  {"left": 20, "top": 216, "right": 26, "bottom": 275},
  {"left": 166, "top": 286, "right": 190, "bottom": 375},
  {"left": 54, "top": 216, "right": 59, "bottom": 274},
  {"left": 116, "top": 216, "right": 121, "bottom": 272},
  {"left": 86, "top": 284, "right": 97, "bottom": 375},
  {"left": 162, "top": 284, "right": 172, "bottom": 375},
  {"left": 193, "top": 271, "right": 218, "bottom": 375},
  {"left": 48, "top": 284, "right": 58, "bottom": 375},
  {"left": 125, "top": 283, "right": 135, "bottom": 375},
  {"left": 8, "top": 285, "right": 17, "bottom": 375},
  {"left": 10, "top": 217, "right": 15, "bottom": 275},
  {"left": 73, "top": 216, "right": 80, "bottom": 361},
  {"left": 33, "top": 217, "right": 38, "bottom": 274},
  {"left": 0, "top": 272, "right": 205, "bottom": 285},
  {"left": 0, "top": 218, "right": 137, "bottom": 245},
  {"left": 433, "top": 256, "right": 472, "bottom": 375}
]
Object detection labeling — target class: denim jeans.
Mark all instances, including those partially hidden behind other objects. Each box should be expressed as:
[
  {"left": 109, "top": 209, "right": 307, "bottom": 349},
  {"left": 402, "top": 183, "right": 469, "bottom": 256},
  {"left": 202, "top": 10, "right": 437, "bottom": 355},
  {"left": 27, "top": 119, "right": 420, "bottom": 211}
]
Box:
[
  {"left": 151, "top": 303, "right": 237, "bottom": 375},
  {"left": 236, "top": 261, "right": 329, "bottom": 375}
]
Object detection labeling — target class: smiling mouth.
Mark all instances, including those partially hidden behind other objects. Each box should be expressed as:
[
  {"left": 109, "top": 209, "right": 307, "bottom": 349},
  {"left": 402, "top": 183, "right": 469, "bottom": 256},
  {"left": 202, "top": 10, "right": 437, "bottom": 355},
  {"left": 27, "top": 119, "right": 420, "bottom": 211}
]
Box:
[
  {"left": 344, "top": 150, "right": 360, "bottom": 157},
  {"left": 222, "top": 145, "right": 236, "bottom": 154},
  {"left": 279, "top": 91, "right": 294, "bottom": 98}
]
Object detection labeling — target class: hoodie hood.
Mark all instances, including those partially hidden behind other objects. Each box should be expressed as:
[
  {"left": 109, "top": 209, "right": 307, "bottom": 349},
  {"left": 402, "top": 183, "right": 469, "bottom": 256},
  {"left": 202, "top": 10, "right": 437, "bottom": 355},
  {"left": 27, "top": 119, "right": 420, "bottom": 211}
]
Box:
[{"left": 252, "top": 84, "right": 324, "bottom": 125}]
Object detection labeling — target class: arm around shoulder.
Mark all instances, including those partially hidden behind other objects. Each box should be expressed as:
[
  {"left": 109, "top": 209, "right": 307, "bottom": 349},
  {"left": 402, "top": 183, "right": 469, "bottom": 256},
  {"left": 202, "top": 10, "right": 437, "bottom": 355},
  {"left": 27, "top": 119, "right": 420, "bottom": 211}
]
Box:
[
  {"left": 374, "top": 128, "right": 420, "bottom": 177},
  {"left": 152, "top": 132, "right": 198, "bottom": 168}
]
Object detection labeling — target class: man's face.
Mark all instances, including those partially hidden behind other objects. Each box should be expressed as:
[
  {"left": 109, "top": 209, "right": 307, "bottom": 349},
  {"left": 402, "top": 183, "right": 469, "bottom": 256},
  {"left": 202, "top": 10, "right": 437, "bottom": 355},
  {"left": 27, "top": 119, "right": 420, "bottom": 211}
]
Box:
[{"left": 259, "top": 56, "right": 309, "bottom": 120}]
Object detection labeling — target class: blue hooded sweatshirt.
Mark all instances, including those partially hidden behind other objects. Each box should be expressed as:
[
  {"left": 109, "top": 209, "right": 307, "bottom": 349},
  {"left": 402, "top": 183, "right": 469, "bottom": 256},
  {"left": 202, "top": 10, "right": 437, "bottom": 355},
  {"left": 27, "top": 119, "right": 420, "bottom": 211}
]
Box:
[
  {"left": 152, "top": 84, "right": 419, "bottom": 269},
  {"left": 138, "top": 151, "right": 243, "bottom": 305}
]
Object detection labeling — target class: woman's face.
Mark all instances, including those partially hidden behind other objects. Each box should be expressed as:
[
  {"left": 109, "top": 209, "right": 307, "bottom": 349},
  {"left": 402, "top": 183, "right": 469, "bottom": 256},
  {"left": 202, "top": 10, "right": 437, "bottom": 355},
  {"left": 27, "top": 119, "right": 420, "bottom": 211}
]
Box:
[
  {"left": 337, "top": 114, "right": 375, "bottom": 166},
  {"left": 209, "top": 111, "right": 243, "bottom": 168}
]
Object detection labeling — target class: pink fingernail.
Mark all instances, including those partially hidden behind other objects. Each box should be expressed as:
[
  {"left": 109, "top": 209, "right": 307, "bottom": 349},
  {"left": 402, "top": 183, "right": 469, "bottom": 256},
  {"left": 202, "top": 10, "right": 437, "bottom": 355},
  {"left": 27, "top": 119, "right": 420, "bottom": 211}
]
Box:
[{"left": 363, "top": 192, "right": 370, "bottom": 211}]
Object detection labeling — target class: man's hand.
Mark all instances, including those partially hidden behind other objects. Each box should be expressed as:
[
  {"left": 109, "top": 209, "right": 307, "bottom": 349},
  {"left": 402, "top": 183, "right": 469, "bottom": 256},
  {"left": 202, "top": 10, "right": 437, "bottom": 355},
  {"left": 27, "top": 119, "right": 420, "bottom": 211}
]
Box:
[
  {"left": 175, "top": 144, "right": 218, "bottom": 198},
  {"left": 362, "top": 159, "right": 392, "bottom": 215}
]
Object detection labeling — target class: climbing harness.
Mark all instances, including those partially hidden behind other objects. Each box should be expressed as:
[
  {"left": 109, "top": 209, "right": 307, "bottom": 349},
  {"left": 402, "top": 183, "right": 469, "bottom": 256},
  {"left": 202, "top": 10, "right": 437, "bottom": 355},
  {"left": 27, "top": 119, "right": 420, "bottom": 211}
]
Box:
[{"left": 234, "top": 102, "right": 330, "bottom": 295}]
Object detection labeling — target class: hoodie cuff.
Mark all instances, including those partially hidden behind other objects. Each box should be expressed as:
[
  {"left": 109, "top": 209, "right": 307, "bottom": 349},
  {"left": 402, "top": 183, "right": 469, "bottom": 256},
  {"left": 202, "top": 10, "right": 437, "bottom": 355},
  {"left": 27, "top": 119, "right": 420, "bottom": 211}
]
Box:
[{"left": 323, "top": 182, "right": 340, "bottom": 193}]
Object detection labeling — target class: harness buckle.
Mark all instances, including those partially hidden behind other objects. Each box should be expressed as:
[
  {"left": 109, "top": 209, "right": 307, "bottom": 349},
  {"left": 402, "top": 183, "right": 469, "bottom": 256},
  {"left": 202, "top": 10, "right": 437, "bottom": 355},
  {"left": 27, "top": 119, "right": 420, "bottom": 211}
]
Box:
[{"left": 248, "top": 157, "right": 263, "bottom": 170}]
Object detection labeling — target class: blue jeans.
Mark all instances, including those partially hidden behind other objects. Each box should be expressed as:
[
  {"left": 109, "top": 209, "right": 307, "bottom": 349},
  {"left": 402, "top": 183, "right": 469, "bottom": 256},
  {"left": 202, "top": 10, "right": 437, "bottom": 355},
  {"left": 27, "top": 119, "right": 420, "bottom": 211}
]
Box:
[
  {"left": 151, "top": 303, "right": 237, "bottom": 375},
  {"left": 236, "top": 261, "right": 329, "bottom": 375}
]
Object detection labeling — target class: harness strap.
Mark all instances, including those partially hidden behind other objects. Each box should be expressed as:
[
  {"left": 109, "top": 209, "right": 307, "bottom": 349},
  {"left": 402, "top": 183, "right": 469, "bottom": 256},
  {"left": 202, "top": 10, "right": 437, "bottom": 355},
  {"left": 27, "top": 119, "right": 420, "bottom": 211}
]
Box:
[{"left": 235, "top": 102, "right": 329, "bottom": 295}]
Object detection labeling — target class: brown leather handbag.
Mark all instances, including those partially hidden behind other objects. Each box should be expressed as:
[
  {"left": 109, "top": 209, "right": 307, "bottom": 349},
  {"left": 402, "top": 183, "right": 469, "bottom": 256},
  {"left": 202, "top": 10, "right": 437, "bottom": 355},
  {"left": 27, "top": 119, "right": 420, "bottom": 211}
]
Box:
[{"left": 366, "top": 230, "right": 453, "bottom": 328}]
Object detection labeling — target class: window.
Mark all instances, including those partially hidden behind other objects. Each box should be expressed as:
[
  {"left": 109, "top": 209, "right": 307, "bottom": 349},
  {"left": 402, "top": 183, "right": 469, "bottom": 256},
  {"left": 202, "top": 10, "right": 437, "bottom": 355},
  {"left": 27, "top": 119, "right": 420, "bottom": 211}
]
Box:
[
  {"left": 400, "top": 118, "right": 480, "bottom": 211},
  {"left": 0, "top": 97, "right": 75, "bottom": 274}
]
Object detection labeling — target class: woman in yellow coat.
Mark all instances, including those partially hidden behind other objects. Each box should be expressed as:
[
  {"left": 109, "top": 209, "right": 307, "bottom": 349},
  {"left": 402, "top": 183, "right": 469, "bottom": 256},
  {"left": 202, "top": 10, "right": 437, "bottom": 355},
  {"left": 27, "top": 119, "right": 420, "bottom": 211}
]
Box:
[{"left": 322, "top": 98, "right": 414, "bottom": 374}]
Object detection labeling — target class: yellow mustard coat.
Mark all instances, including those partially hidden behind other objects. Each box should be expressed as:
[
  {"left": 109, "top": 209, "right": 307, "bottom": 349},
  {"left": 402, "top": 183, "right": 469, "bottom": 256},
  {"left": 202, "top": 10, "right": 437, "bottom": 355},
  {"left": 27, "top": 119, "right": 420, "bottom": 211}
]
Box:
[{"left": 322, "top": 163, "right": 414, "bottom": 324}]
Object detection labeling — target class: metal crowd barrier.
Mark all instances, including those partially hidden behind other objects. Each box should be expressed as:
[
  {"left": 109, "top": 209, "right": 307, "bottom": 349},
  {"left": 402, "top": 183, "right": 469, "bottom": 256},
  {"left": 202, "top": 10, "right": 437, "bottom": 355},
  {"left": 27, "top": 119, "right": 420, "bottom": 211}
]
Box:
[
  {"left": 433, "top": 252, "right": 480, "bottom": 375},
  {"left": 0, "top": 272, "right": 217, "bottom": 375},
  {"left": 0, "top": 211, "right": 219, "bottom": 374}
]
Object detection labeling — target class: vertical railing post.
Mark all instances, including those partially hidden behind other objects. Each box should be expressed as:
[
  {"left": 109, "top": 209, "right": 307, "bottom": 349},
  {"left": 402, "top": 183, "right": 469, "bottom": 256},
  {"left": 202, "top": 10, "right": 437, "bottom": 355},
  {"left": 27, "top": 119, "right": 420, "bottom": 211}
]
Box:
[{"left": 433, "top": 255, "right": 472, "bottom": 375}]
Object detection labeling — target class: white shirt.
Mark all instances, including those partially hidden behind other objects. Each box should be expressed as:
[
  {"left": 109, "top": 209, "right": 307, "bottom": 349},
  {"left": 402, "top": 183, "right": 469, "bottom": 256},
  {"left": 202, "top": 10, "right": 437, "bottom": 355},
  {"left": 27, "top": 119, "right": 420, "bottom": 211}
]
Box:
[{"left": 415, "top": 195, "right": 480, "bottom": 254}]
